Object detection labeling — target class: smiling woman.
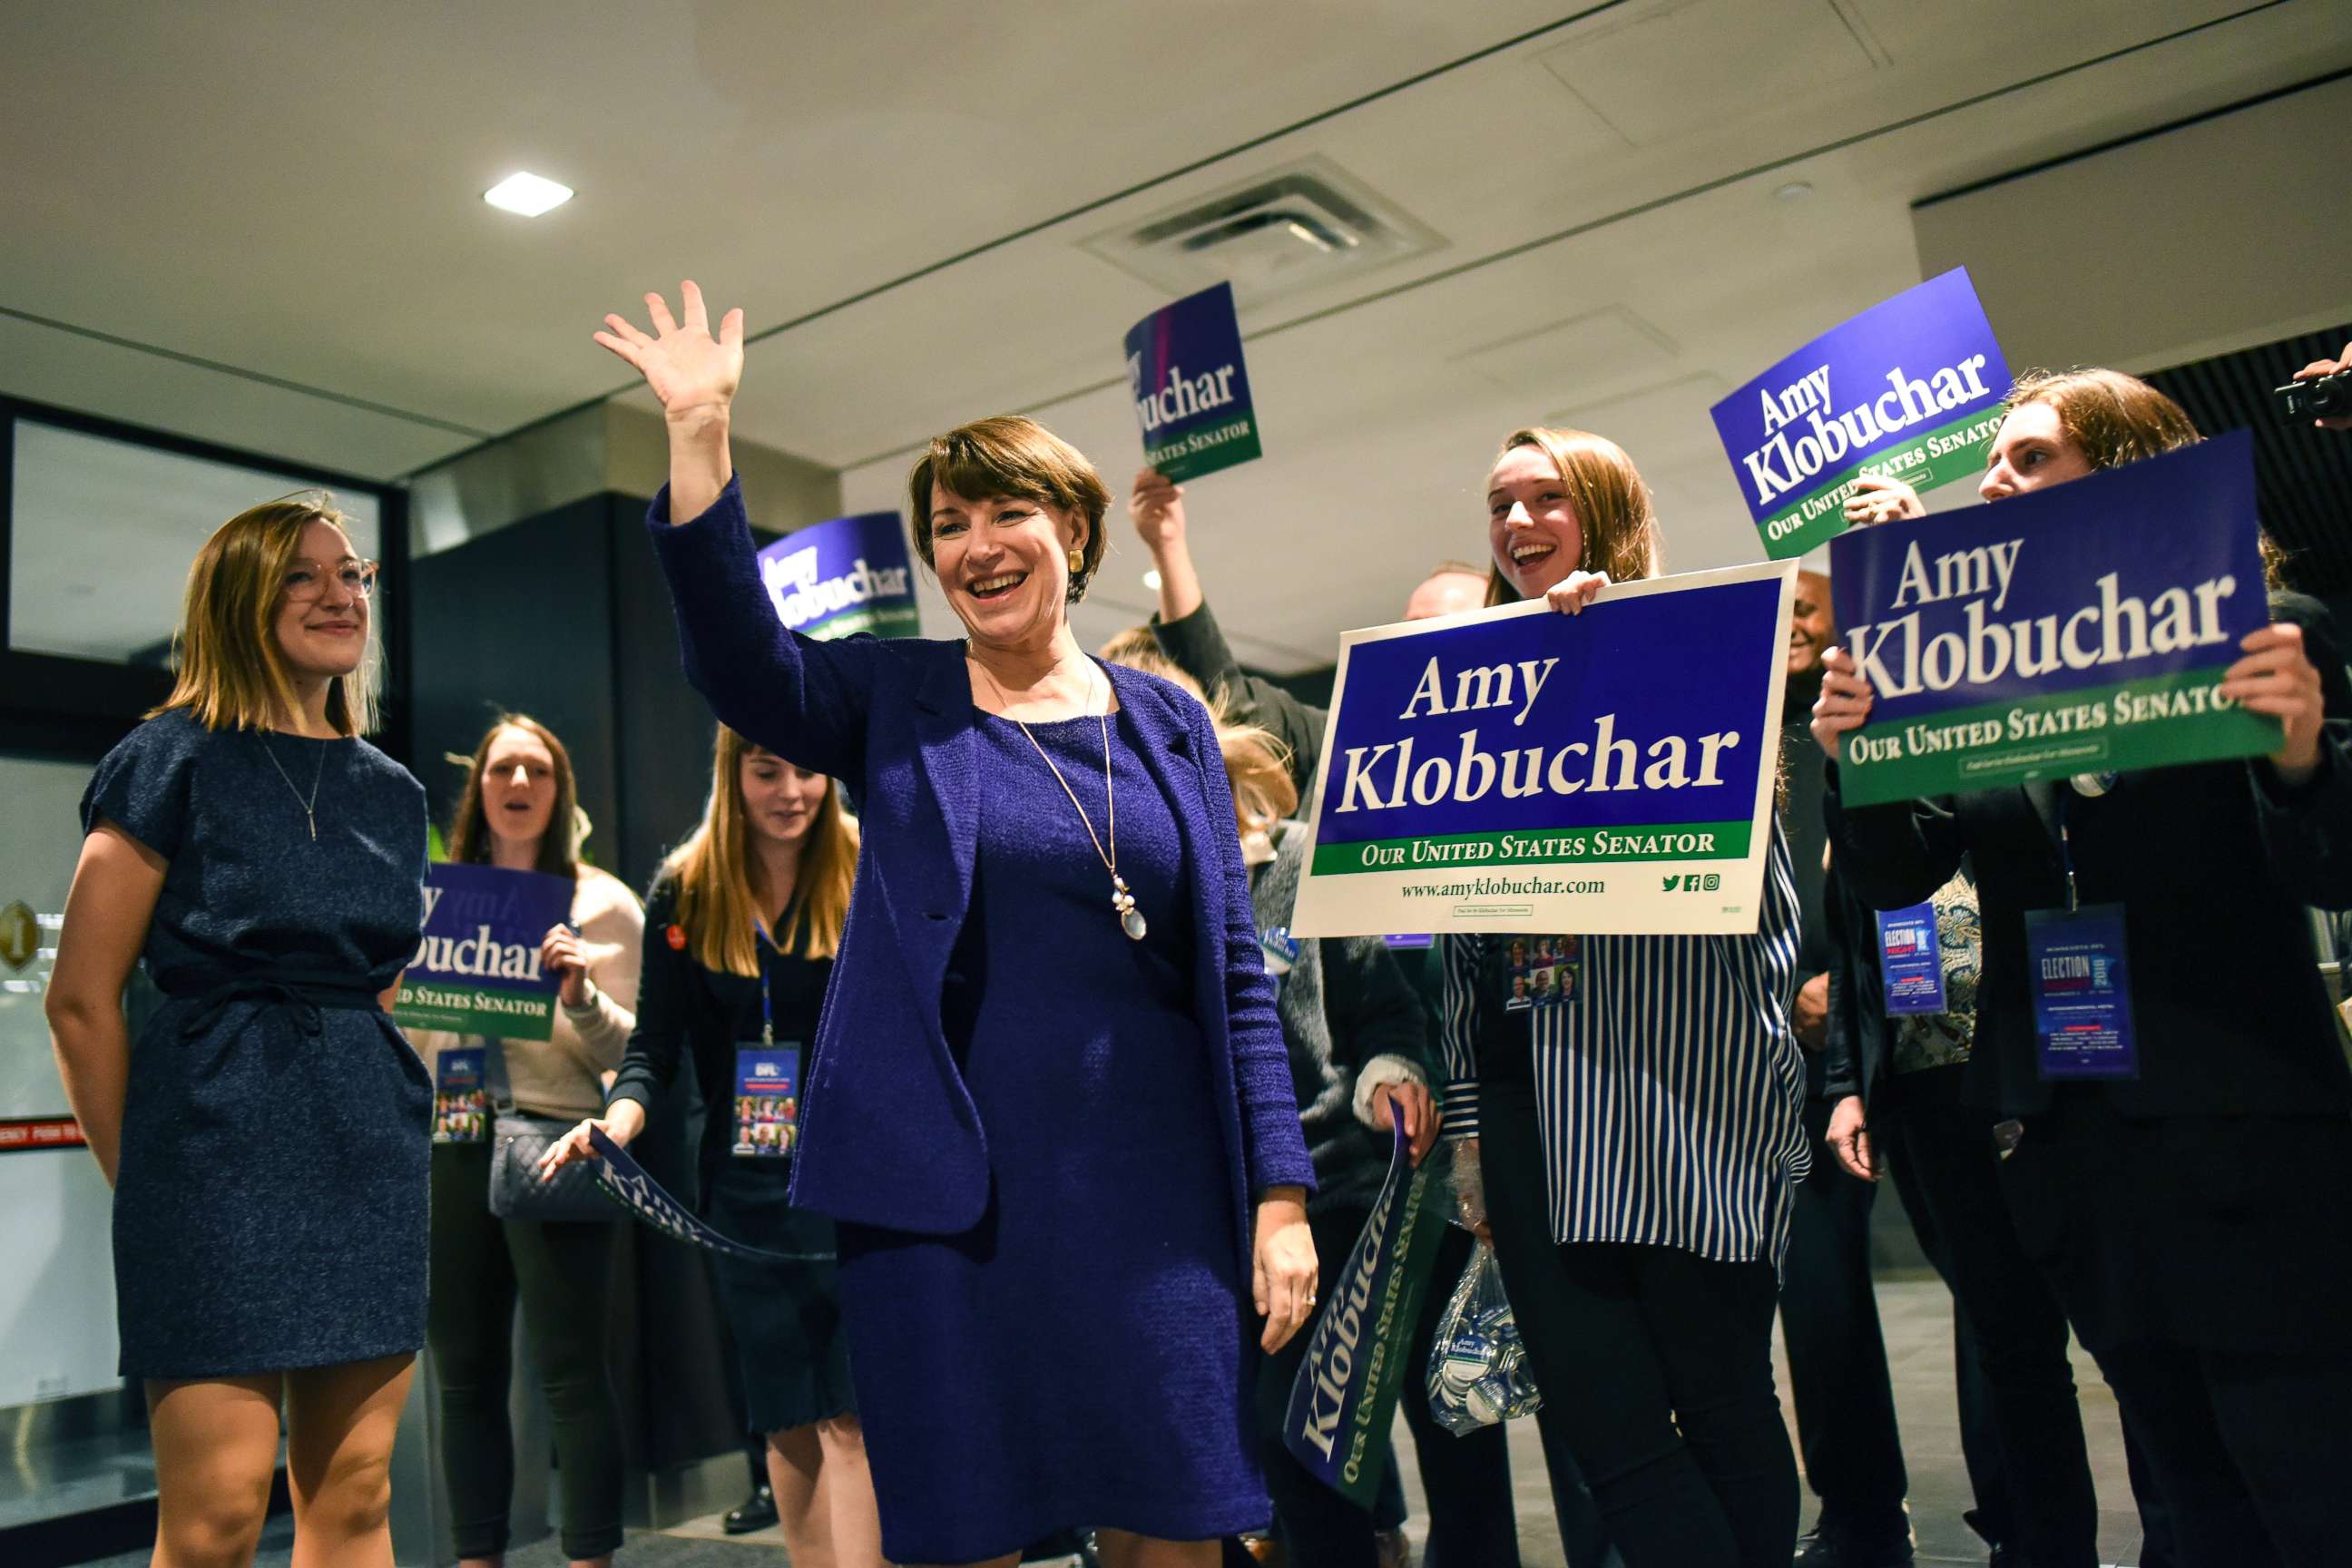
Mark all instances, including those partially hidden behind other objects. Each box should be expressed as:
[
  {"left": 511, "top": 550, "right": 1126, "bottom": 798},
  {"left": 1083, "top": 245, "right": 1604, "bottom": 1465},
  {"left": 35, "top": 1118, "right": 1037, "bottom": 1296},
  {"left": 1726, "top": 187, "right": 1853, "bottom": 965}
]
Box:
[
  {"left": 592, "top": 282, "right": 1317, "bottom": 1568},
  {"left": 42, "top": 494, "right": 431, "bottom": 1565}
]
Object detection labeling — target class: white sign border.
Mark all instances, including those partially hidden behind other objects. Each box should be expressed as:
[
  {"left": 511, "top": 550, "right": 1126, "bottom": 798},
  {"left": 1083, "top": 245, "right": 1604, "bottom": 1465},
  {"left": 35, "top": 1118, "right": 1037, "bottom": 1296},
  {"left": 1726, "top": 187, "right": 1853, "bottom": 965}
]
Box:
[{"left": 1289, "top": 560, "right": 1798, "bottom": 938}]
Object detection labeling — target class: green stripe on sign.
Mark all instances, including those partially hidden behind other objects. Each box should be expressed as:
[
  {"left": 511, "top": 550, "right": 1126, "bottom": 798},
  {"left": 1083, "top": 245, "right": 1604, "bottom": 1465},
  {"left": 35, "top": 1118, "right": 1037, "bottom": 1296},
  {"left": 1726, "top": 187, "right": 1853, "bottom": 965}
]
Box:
[
  {"left": 807, "top": 604, "right": 921, "bottom": 642},
  {"left": 1148, "top": 416, "right": 1262, "bottom": 481},
  {"left": 1838, "top": 667, "right": 2280, "bottom": 807},
  {"left": 1311, "top": 820, "right": 1752, "bottom": 877},
  {"left": 394, "top": 983, "right": 557, "bottom": 1041},
  {"left": 1757, "top": 407, "right": 2004, "bottom": 560}
]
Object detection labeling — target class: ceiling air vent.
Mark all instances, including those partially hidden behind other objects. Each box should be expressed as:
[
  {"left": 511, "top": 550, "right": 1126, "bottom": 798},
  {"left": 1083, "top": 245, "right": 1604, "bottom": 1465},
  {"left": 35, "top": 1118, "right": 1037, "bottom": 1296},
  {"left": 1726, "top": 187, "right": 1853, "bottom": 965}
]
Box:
[{"left": 1082, "top": 155, "right": 1444, "bottom": 307}]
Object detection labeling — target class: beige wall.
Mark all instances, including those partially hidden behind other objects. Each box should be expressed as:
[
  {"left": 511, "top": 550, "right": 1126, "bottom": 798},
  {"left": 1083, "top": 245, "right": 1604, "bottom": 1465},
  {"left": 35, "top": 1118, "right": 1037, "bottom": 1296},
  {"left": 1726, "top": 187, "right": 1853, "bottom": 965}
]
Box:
[{"left": 1914, "top": 77, "right": 2352, "bottom": 377}]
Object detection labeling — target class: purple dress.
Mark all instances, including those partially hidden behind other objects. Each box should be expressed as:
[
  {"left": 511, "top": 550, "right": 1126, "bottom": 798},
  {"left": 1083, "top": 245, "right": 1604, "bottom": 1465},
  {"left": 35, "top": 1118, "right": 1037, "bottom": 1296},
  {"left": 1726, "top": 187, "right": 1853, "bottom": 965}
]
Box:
[{"left": 836, "top": 710, "right": 1263, "bottom": 1562}]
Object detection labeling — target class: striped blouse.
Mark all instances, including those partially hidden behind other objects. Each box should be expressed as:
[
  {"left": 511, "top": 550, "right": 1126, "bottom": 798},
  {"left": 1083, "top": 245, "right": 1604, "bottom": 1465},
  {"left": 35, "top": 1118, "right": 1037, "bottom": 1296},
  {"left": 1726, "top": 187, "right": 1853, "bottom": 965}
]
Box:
[{"left": 1439, "top": 820, "right": 1812, "bottom": 1269}]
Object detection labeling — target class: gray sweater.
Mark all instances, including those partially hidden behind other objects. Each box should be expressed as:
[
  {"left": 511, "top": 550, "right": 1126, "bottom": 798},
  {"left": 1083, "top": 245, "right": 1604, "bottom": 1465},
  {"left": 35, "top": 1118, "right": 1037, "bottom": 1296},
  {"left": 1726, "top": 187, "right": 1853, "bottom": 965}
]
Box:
[{"left": 1250, "top": 821, "right": 1436, "bottom": 1215}]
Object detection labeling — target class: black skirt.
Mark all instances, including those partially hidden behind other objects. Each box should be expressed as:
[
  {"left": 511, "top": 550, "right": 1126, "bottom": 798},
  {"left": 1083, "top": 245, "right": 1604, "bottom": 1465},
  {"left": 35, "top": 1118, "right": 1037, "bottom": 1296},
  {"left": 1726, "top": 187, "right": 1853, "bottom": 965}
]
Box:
[
  {"left": 1997, "top": 1086, "right": 2352, "bottom": 1356},
  {"left": 705, "top": 1161, "right": 855, "bottom": 1435}
]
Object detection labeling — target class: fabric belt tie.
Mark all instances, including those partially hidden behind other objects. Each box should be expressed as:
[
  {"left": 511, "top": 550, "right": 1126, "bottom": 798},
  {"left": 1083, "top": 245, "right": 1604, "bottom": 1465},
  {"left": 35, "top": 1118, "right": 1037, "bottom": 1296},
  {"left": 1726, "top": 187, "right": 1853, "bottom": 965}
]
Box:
[{"left": 161, "top": 967, "right": 385, "bottom": 1041}]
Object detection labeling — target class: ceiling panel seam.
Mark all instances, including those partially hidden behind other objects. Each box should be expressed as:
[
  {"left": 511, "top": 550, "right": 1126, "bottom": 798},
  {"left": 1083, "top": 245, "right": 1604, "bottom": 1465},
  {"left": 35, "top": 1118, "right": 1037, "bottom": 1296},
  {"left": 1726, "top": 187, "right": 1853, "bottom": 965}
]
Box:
[
  {"left": 830, "top": 0, "right": 2296, "bottom": 474},
  {"left": 0, "top": 303, "right": 496, "bottom": 439},
  {"left": 409, "top": 3, "right": 1639, "bottom": 477}
]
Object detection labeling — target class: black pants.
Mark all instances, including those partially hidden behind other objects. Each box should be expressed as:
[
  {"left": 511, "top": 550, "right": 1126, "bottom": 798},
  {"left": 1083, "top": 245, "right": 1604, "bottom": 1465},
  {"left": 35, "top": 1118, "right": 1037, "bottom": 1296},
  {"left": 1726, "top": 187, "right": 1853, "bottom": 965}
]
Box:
[
  {"left": 426, "top": 1142, "right": 625, "bottom": 1560},
  {"left": 1483, "top": 1083, "right": 1798, "bottom": 1568},
  {"left": 1876, "top": 1066, "right": 2100, "bottom": 1568},
  {"left": 1779, "top": 1097, "right": 1908, "bottom": 1538},
  {"left": 1997, "top": 1094, "right": 2352, "bottom": 1567}
]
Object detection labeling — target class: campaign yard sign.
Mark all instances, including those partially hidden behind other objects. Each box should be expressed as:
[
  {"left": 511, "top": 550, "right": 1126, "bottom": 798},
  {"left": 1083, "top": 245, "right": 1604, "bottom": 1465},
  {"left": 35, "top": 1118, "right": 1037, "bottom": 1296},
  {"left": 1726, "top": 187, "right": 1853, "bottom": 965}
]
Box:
[
  {"left": 1714, "top": 269, "right": 2012, "bottom": 560},
  {"left": 1289, "top": 563, "right": 1796, "bottom": 938},
  {"left": 1283, "top": 1111, "right": 1449, "bottom": 1506},
  {"left": 757, "top": 512, "right": 920, "bottom": 642},
  {"left": 392, "top": 863, "right": 575, "bottom": 1040},
  {"left": 1828, "top": 429, "right": 2277, "bottom": 808},
  {"left": 1124, "top": 280, "right": 1262, "bottom": 481}
]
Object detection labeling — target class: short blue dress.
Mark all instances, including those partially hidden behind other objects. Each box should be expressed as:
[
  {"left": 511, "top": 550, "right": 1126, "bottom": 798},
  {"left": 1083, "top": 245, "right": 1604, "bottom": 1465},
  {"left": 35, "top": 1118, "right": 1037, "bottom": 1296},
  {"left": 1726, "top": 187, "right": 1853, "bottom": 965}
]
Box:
[{"left": 83, "top": 710, "right": 430, "bottom": 1380}]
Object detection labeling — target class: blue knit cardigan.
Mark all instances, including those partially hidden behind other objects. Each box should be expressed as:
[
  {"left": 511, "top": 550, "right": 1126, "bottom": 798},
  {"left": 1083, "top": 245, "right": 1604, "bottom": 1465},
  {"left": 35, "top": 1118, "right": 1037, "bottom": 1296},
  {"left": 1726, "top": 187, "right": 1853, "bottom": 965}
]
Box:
[{"left": 645, "top": 478, "right": 1315, "bottom": 1264}]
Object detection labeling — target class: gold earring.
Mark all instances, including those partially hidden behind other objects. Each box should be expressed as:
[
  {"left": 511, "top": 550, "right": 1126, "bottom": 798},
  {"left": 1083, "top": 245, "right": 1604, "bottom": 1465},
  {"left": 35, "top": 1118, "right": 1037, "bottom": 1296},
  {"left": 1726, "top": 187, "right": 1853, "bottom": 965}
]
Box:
[{"left": 1068, "top": 548, "right": 1084, "bottom": 574}]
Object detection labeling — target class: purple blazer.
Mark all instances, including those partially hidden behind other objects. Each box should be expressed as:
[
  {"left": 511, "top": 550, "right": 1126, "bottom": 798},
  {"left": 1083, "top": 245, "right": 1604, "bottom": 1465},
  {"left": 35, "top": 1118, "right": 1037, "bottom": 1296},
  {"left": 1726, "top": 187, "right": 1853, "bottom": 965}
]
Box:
[{"left": 646, "top": 479, "right": 1314, "bottom": 1259}]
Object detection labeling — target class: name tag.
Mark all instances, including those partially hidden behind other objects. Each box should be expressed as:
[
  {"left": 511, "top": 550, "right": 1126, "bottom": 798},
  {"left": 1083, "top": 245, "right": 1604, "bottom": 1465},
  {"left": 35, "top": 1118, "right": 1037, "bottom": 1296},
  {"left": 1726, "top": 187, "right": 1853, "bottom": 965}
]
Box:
[
  {"left": 1259, "top": 926, "right": 1301, "bottom": 977},
  {"left": 733, "top": 1044, "right": 802, "bottom": 1157},
  {"left": 1876, "top": 904, "right": 1946, "bottom": 1015},
  {"left": 1503, "top": 935, "right": 1582, "bottom": 1013},
  {"left": 1383, "top": 933, "right": 1434, "bottom": 951},
  {"left": 2024, "top": 905, "right": 2138, "bottom": 1081},
  {"left": 433, "top": 1047, "right": 488, "bottom": 1144}
]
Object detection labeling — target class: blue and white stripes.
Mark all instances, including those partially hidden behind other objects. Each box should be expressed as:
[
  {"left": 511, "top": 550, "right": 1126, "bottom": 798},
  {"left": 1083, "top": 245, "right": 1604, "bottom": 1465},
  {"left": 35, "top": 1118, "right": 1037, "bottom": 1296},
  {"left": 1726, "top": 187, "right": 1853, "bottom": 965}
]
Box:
[{"left": 1440, "top": 821, "right": 1812, "bottom": 1269}]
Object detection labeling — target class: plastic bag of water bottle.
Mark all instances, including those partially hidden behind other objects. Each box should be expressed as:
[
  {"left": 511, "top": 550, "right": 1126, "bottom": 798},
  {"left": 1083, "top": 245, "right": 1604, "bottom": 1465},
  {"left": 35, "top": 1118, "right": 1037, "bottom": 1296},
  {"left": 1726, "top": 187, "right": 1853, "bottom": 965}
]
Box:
[{"left": 1426, "top": 1238, "right": 1543, "bottom": 1435}]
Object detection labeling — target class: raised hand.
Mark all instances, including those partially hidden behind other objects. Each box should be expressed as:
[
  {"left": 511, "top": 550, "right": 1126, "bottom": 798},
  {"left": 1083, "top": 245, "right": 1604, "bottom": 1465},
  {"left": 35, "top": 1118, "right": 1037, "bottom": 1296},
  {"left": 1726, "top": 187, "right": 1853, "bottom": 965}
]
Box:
[
  {"left": 1844, "top": 472, "right": 1926, "bottom": 526},
  {"left": 1811, "top": 644, "right": 1875, "bottom": 761},
  {"left": 593, "top": 280, "right": 744, "bottom": 422},
  {"left": 1129, "top": 467, "right": 1187, "bottom": 553}
]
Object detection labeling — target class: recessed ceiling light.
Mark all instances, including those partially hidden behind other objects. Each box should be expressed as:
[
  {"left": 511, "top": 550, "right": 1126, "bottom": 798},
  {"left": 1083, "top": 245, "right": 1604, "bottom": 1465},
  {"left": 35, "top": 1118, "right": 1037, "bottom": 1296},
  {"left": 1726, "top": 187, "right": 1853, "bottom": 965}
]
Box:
[
  {"left": 484, "top": 172, "right": 574, "bottom": 217},
  {"left": 1773, "top": 181, "right": 1815, "bottom": 203},
  {"left": 1143, "top": 569, "right": 1163, "bottom": 591}
]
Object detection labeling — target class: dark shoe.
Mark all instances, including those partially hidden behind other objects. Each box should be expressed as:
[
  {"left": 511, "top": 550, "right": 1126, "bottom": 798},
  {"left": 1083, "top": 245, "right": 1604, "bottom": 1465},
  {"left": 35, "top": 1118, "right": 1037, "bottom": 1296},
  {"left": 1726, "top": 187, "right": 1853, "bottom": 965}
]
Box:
[
  {"left": 1793, "top": 1517, "right": 1916, "bottom": 1568},
  {"left": 722, "top": 1482, "right": 777, "bottom": 1534},
  {"left": 1986, "top": 1547, "right": 2029, "bottom": 1568}
]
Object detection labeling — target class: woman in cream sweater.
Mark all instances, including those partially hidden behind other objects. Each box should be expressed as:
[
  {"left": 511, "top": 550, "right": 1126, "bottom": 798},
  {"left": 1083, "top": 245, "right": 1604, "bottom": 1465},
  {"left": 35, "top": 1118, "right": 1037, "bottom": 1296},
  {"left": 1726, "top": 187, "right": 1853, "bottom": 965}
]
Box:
[{"left": 412, "top": 714, "right": 642, "bottom": 1568}]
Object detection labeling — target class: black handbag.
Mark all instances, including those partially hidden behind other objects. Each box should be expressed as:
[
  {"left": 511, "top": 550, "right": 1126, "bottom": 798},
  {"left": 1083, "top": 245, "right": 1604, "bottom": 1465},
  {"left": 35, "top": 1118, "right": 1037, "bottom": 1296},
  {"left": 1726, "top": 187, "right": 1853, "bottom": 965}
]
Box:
[{"left": 488, "top": 1111, "right": 614, "bottom": 1222}]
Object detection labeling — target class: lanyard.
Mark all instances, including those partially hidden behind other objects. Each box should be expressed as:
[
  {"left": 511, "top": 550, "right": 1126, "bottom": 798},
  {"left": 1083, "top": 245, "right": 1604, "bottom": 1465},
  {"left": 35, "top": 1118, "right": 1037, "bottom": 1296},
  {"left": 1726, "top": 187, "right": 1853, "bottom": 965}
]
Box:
[
  {"left": 2056, "top": 792, "right": 2081, "bottom": 915},
  {"left": 751, "top": 918, "right": 777, "bottom": 1047}
]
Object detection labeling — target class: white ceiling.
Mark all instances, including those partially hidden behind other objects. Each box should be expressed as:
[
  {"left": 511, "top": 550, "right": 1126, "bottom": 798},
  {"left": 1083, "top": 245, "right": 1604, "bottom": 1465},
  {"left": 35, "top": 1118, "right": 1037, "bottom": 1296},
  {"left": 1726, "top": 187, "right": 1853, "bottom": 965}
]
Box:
[{"left": 5, "top": 0, "right": 2347, "bottom": 672}]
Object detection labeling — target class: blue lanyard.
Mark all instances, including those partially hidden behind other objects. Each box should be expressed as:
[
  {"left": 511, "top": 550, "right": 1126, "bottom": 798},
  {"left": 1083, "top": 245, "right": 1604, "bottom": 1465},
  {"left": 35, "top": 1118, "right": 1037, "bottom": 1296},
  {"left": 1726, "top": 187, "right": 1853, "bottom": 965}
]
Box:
[
  {"left": 751, "top": 919, "right": 777, "bottom": 1047},
  {"left": 2056, "top": 792, "right": 2081, "bottom": 915}
]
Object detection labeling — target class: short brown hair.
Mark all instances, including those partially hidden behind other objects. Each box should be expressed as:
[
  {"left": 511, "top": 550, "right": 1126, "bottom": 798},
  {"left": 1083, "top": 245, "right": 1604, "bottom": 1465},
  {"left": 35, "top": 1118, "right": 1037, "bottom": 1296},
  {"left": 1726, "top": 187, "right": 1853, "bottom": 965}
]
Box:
[
  {"left": 2004, "top": 368, "right": 2200, "bottom": 471},
  {"left": 1484, "top": 427, "right": 1663, "bottom": 606},
  {"left": 905, "top": 416, "right": 1112, "bottom": 603},
  {"left": 447, "top": 714, "right": 580, "bottom": 880},
  {"left": 153, "top": 495, "right": 380, "bottom": 735}
]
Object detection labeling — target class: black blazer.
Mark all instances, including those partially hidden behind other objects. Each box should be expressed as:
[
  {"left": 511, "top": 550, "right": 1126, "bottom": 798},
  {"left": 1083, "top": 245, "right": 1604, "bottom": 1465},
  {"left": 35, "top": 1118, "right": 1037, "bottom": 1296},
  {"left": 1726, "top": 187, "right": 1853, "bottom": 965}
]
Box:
[{"left": 1826, "top": 593, "right": 2352, "bottom": 1121}]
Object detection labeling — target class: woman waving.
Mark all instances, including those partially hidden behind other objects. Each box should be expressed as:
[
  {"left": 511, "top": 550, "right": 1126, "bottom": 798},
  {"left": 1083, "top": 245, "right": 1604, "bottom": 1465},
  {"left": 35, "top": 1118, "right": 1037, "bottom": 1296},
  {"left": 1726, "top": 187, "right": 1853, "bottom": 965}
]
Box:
[{"left": 593, "top": 284, "right": 1317, "bottom": 1568}]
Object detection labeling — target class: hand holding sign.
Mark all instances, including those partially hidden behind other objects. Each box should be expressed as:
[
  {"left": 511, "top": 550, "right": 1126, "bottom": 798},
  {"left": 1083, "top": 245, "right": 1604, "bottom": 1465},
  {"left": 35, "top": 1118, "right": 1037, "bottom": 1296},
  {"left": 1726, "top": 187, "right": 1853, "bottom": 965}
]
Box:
[
  {"left": 1843, "top": 474, "right": 1926, "bottom": 527},
  {"left": 1810, "top": 645, "right": 1874, "bottom": 764},
  {"left": 2220, "top": 621, "right": 2326, "bottom": 784},
  {"left": 540, "top": 923, "right": 589, "bottom": 1007}
]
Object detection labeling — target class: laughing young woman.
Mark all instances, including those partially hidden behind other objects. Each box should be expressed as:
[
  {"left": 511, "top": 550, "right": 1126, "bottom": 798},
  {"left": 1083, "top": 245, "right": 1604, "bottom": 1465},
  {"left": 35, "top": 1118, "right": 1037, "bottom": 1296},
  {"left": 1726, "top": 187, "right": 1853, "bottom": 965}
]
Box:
[
  {"left": 1440, "top": 427, "right": 1810, "bottom": 1568},
  {"left": 592, "top": 283, "right": 1317, "bottom": 1568}
]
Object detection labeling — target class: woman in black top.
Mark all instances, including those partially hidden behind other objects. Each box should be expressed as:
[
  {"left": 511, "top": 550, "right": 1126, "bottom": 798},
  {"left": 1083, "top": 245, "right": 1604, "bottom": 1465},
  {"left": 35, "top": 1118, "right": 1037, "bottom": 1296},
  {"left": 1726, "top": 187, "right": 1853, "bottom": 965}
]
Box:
[
  {"left": 1815, "top": 369, "right": 2352, "bottom": 1567},
  {"left": 545, "top": 725, "right": 880, "bottom": 1568}
]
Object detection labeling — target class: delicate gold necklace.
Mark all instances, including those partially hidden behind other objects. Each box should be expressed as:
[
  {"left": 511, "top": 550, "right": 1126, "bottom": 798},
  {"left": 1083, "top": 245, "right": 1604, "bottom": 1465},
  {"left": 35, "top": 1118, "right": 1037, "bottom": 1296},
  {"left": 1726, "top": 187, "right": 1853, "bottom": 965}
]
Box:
[{"left": 972, "top": 652, "right": 1145, "bottom": 941}]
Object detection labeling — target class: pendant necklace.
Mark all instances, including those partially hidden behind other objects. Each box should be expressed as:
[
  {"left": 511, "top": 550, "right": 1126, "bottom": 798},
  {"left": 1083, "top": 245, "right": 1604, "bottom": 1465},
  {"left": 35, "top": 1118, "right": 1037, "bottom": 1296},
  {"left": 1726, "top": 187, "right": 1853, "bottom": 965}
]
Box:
[
  {"left": 975, "top": 652, "right": 1145, "bottom": 941},
  {"left": 260, "top": 732, "right": 330, "bottom": 842}
]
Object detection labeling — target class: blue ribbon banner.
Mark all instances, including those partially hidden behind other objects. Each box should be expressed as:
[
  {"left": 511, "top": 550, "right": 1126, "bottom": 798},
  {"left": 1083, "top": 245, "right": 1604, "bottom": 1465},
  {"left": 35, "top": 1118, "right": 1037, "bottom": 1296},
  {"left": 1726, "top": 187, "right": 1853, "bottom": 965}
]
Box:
[
  {"left": 1282, "top": 1111, "right": 1449, "bottom": 1507},
  {"left": 1124, "top": 280, "right": 1262, "bottom": 481},
  {"left": 393, "top": 863, "right": 575, "bottom": 1041},
  {"left": 756, "top": 511, "right": 921, "bottom": 642},
  {"left": 587, "top": 1128, "right": 829, "bottom": 1262},
  {"left": 1711, "top": 268, "right": 2012, "bottom": 560},
  {"left": 1289, "top": 563, "right": 1795, "bottom": 937},
  {"left": 1827, "top": 430, "right": 2277, "bottom": 808}
]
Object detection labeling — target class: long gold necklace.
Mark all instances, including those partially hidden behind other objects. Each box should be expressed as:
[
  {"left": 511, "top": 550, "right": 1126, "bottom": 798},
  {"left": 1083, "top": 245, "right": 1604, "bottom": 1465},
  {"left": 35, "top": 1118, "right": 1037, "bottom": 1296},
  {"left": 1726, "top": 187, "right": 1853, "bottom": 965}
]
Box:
[{"left": 972, "top": 652, "right": 1145, "bottom": 941}]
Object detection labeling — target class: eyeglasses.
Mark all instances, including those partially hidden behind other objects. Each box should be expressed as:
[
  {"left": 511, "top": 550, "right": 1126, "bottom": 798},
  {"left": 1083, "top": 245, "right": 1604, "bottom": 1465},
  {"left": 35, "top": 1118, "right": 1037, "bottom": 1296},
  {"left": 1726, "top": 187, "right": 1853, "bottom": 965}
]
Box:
[{"left": 282, "top": 558, "right": 380, "bottom": 603}]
